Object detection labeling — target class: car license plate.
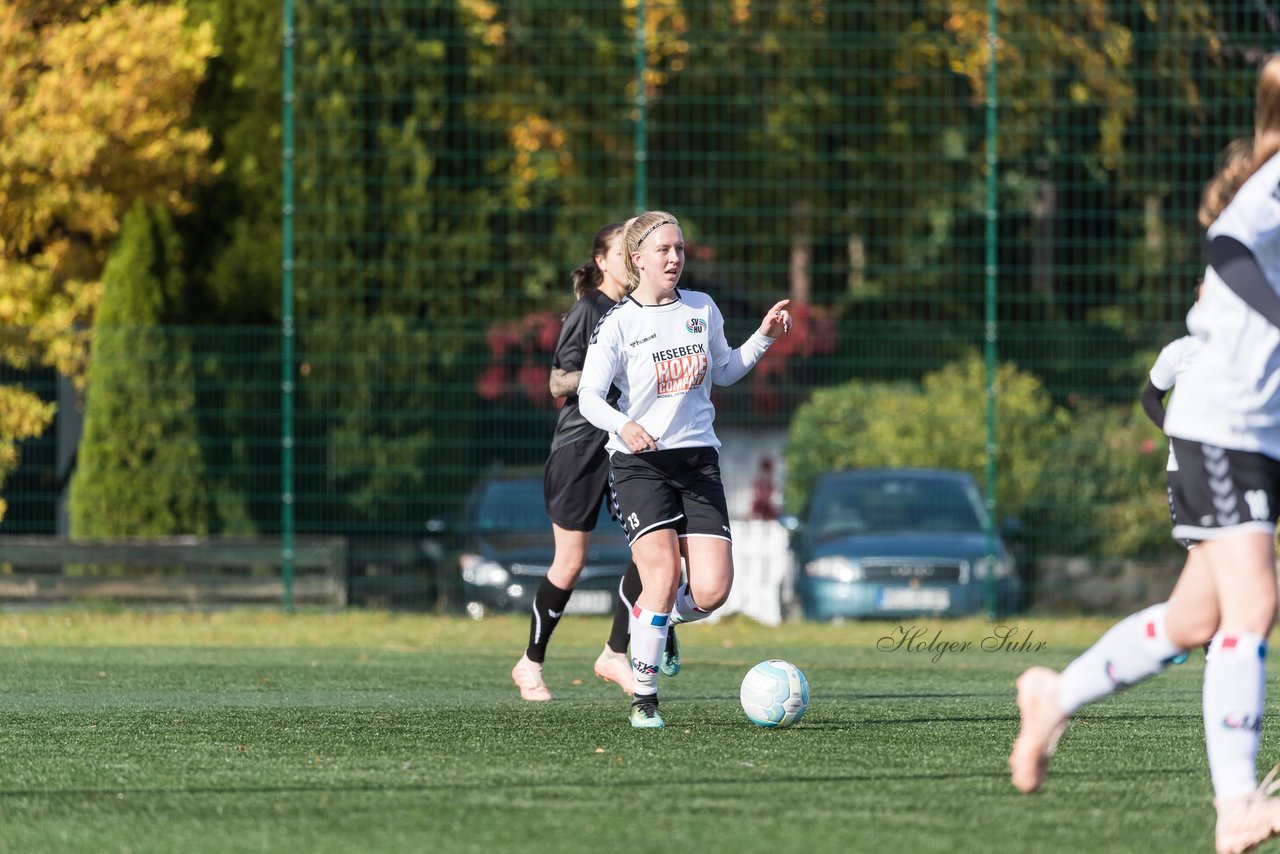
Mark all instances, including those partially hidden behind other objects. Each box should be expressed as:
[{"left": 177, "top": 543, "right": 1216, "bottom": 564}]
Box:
[
  {"left": 878, "top": 587, "right": 951, "bottom": 611},
  {"left": 565, "top": 590, "right": 613, "bottom": 615}
]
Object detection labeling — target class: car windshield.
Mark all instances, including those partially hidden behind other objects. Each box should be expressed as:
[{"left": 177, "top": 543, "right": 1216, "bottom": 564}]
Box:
[
  {"left": 809, "top": 474, "right": 987, "bottom": 539},
  {"left": 472, "top": 479, "right": 548, "bottom": 532},
  {"left": 471, "top": 478, "right": 613, "bottom": 532}
]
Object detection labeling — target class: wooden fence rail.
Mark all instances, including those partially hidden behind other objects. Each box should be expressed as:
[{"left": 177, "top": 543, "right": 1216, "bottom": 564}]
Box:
[{"left": 0, "top": 536, "right": 348, "bottom": 606}]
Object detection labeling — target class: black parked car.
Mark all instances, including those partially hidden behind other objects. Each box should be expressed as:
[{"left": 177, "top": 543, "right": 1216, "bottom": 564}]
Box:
[{"left": 431, "top": 471, "right": 631, "bottom": 620}]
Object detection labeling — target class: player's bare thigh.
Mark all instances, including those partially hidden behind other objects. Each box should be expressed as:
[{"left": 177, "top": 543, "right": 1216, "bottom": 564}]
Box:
[
  {"left": 681, "top": 535, "right": 733, "bottom": 610},
  {"left": 1200, "top": 530, "right": 1277, "bottom": 636},
  {"left": 632, "top": 527, "right": 682, "bottom": 611}
]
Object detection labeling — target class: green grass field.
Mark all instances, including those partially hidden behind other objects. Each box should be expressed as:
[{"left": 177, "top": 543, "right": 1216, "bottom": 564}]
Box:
[{"left": 0, "top": 610, "right": 1265, "bottom": 853}]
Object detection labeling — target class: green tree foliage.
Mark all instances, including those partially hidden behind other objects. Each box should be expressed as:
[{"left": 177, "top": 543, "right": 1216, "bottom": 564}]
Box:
[
  {"left": 164, "top": 0, "right": 285, "bottom": 536},
  {"left": 1033, "top": 401, "right": 1173, "bottom": 559},
  {"left": 68, "top": 203, "right": 211, "bottom": 537},
  {"left": 0, "top": 0, "right": 1263, "bottom": 560},
  {"left": 0, "top": 0, "right": 215, "bottom": 522},
  {"left": 0, "top": 387, "right": 55, "bottom": 523},
  {"left": 784, "top": 352, "right": 1068, "bottom": 522},
  {"left": 901, "top": 2, "right": 1222, "bottom": 314},
  {"left": 278, "top": 0, "right": 1257, "bottom": 535},
  {"left": 787, "top": 351, "right": 1181, "bottom": 560},
  {"left": 183, "top": 0, "right": 283, "bottom": 324},
  {"left": 284, "top": 0, "right": 624, "bottom": 525}
]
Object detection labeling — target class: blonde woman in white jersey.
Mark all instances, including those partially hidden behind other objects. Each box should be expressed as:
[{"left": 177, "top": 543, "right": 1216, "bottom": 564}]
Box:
[
  {"left": 577, "top": 211, "right": 792, "bottom": 729},
  {"left": 1011, "top": 56, "right": 1280, "bottom": 854}
]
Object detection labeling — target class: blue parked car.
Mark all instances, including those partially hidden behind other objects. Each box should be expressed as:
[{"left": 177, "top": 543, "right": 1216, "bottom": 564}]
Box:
[{"left": 784, "top": 468, "right": 1020, "bottom": 620}]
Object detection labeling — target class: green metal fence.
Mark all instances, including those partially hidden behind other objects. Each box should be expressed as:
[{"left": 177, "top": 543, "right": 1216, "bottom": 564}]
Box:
[{"left": 2, "top": 1, "right": 1275, "bottom": 613}]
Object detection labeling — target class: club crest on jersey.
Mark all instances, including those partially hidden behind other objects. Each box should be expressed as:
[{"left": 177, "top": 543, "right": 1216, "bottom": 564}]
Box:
[{"left": 686, "top": 317, "right": 706, "bottom": 333}]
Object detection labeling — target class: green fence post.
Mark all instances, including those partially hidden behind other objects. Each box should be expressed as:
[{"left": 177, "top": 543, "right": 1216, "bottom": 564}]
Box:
[
  {"left": 634, "top": 0, "right": 647, "bottom": 214},
  {"left": 281, "top": 0, "right": 296, "bottom": 613},
  {"left": 983, "top": 0, "right": 999, "bottom": 619}
]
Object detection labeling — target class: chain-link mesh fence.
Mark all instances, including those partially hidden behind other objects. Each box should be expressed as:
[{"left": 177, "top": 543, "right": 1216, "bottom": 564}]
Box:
[{"left": 2, "top": 2, "right": 1274, "bottom": 614}]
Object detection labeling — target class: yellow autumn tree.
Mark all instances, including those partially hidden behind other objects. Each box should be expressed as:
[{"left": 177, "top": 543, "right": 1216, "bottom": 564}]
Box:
[{"left": 0, "top": 0, "right": 217, "bottom": 520}]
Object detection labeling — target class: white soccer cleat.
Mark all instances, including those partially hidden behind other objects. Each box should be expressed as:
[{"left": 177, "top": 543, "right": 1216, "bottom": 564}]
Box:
[
  {"left": 593, "top": 646, "right": 635, "bottom": 696},
  {"left": 1009, "top": 665, "right": 1069, "bottom": 794},
  {"left": 1215, "top": 767, "right": 1280, "bottom": 854},
  {"left": 511, "top": 653, "right": 553, "bottom": 702}
]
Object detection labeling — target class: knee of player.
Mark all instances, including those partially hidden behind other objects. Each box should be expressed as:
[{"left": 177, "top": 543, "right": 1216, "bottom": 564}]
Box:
[{"left": 687, "top": 578, "right": 732, "bottom": 611}]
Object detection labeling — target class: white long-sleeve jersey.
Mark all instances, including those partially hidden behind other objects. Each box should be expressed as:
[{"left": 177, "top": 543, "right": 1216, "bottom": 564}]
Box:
[
  {"left": 1166, "top": 151, "right": 1280, "bottom": 458},
  {"left": 577, "top": 289, "right": 774, "bottom": 454},
  {"left": 1149, "top": 334, "right": 1200, "bottom": 472}
]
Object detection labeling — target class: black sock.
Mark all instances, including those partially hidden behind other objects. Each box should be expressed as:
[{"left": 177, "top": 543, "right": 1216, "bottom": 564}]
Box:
[
  {"left": 607, "top": 562, "right": 643, "bottom": 653},
  {"left": 525, "top": 577, "right": 573, "bottom": 664}
]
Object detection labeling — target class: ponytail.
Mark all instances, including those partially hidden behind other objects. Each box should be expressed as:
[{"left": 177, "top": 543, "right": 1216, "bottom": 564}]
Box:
[{"left": 571, "top": 221, "right": 625, "bottom": 299}]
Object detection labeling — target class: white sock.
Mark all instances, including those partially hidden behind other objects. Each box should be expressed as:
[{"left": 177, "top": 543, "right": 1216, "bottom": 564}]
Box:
[
  {"left": 671, "top": 583, "right": 712, "bottom": 625},
  {"left": 1057, "top": 602, "right": 1183, "bottom": 715},
  {"left": 1204, "top": 632, "right": 1267, "bottom": 800},
  {"left": 629, "top": 606, "right": 669, "bottom": 697}
]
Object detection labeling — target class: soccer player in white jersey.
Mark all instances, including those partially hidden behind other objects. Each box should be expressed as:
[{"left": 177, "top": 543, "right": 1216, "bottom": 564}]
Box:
[
  {"left": 1010, "top": 56, "right": 1280, "bottom": 854},
  {"left": 1142, "top": 293, "right": 1207, "bottom": 553},
  {"left": 510, "top": 222, "right": 679, "bottom": 702},
  {"left": 576, "top": 210, "right": 792, "bottom": 728},
  {"left": 1137, "top": 301, "right": 1214, "bottom": 667}
]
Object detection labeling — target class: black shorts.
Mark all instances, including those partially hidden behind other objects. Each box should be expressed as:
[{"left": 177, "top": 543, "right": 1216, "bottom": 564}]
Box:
[
  {"left": 544, "top": 437, "right": 611, "bottom": 531},
  {"left": 1168, "top": 438, "right": 1280, "bottom": 543},
  {"left": 1165, "top": 476, "right": 1195, "bottom": 551},
  {"left": 1165, "top": 444, "right": 1194, "bottom": 550},
  {"left": 608, "top": 447, "right": 732, "bottom": 545}
]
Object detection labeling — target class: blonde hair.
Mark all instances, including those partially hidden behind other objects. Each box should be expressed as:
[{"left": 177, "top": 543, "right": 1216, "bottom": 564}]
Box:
[
  {"left": 621, "top": 210, "right": 680, "bottom": 291},
  {"left": 1199, "top": 55, "right": 1280, "bottom": 228}
]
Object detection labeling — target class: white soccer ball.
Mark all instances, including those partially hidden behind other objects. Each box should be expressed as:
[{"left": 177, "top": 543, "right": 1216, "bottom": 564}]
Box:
[{"left": 740, "top": 659, "right": 809, "bottom": 728}]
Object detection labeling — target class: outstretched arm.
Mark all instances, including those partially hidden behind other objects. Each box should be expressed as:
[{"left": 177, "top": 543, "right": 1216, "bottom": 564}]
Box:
[{"left": 710, "top": 299, "right": 794, "bottom": 386}]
